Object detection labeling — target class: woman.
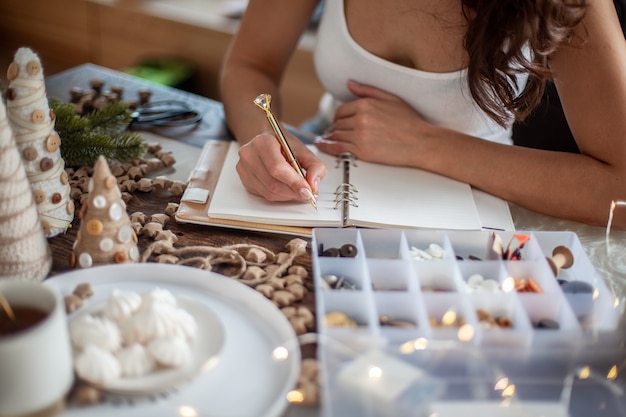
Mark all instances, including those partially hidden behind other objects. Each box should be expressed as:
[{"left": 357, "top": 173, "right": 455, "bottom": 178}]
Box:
[{"left": 220, "top": 0, "right": 626, "bottom": 228}]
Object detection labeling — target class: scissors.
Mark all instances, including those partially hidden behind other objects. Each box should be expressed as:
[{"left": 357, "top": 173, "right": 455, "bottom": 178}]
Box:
[{"left": 129, "top": 100, "right": 203, "bottom": 127}]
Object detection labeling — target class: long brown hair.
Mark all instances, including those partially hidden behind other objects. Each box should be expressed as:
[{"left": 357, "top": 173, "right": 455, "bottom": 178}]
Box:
[{"left": 462, "top": 0, "right": 587, "bottom": 126}]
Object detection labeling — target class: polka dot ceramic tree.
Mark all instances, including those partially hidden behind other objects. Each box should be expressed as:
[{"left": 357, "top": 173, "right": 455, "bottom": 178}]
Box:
[
  {"left": 71, "top": 155, "right": 140, "bottom": 269},
  {"left": 0, "top": 93, "right": 52, "bottom": 280},
  {"left": 5, "top": 47, "right": 74, "bottom": 237}
]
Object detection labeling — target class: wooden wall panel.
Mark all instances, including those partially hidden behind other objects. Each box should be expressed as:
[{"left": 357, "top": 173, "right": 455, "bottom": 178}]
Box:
[{"left": 0, "top": 0, "right": 324, "bottom": 126}]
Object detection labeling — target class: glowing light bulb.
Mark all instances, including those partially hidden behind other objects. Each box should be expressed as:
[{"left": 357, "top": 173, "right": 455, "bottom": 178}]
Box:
[
  {"left": 286, "top": 390, "right": 304, "bottom": 403},
  {"left": 178, "top": 406, "right": 198, "bottom": 417},
  {"left": 494, "top": 377, "right": 509, "bottom": 391},
  {"left": 441, "top": 310, "right": 457, "bottom": 326},
  {"left": 368, "top": 365, "right": 383, "bottom": 379},
  {"left": 578, "top": 366, "right": 591, "bottom": 379},
  {"left": 272, "top": 346, "right": 289, "bottom": 361},
  {"left": 457, "top": 323, "right": 475, "bottom": 342},
  {"left": 501, "top": 277, "right": 515, "bottom": 293}
]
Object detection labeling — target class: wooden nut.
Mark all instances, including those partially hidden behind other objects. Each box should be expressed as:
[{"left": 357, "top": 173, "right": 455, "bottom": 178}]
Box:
[
  {"left": 286, "top": 283, "right": 305, "bottom": 301},
  {"left": 288, "top": 265, "right": 308, "bottom": 278},
  {"left": 281, "top": 306, "right": 296, "bottom": 318},
  {"left": 255, "top": 284, "right": 274, "bottom": 299},
  {"left": 170, "top": 181, "right": 186, "bottom": 196},
  {"left": 120, "top": 179, "right": 138, "bottom": 193},
  {"left": 130, "top": 211, "right": 148, "bottom": 225},
  {"left": 264, "top": 264, "right": 280, "bottom": 275},
  {"left": 284, "top": 274, "right": 304, "bottom": 286},
  {"left": 243, "top": 265, "right": 266, "bottom": 281},
  {"left": 126, "top": 165, "right": 143, "bottom": 180},
  {"left": 140, "top": 222, "right": 163, "bottom": 238},
  {"left": 155, "top": 230, "right": 179, "bottom": 243},
  {"left": 150, "top": 213, "right": 170, "bottom": 226},
  {"left": 152, "top": 176, "right": 172, "bottom": 190},
  {"left": 155, "top": 254, "right": 180, "bottom": 264},
  {"left": 289, "top": 316, "right": 309, "bottom": 335},
  {"left": 147, "top": 143, "right": 162, "bottom": 153},
  {"left": 246, "top": 247, "right": 267, "bottom": 263},
  {"left": 266, "top": 276, "right": 286, "bottom": 290},
  {"left": 136, "top": 178, "right": 153, "bottom": 192},
  {"left": 164, "top": 202, "right": 179, "bottom": 216},
  {"left": 276, "top": 252, "right": 290, "bottom": 264},
  {"left": 160, "top": 153, "right": 176, "bottom": 167},
  {"left": 74, "top": 384, "right": 102, "bottom": 406},
  {"left": 64, "top": 294, "right": 83, "bottom": 313},
  {"left": 272, "top": 290, "right": 296, "bottom": 307},
  {"left": 73, "top": 282, "right": 94, "bottom": 299},
  {"left": 285, "top": 238, "right": 308, "bottom": 256},
  {"left": 110, "top": 165, "right": 125, "bottom": 177}
]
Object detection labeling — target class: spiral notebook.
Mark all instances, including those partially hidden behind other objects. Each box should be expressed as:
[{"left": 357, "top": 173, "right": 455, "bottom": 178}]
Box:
[{"left": 175, "top": 140, "right": 514, "bottom": 236}]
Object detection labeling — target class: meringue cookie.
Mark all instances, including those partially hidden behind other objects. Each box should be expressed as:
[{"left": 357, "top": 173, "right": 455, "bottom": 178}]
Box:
[
  {"left": 147, "top": 335, "right": 192, "bottom": 368},
  {"left": 117, "top": 343, "right": 156, "bottom": 377},
  {"left": 75, "top": 344, "right": 121, "bottom": 384},
  {"left": 71, "top": 314, "right": 121, "bottom": 352},
  {"left": 170, "top": 307, "right": 198, "bottom": 340},
  {"left": 104, "top": 288, "right": 142, "bottom": 322},
  {"left": 141, "top": 288, "right": 177, "bottom": 308},
  {"left": 131, "top": 300, "right": 181, "bottom": 343}
]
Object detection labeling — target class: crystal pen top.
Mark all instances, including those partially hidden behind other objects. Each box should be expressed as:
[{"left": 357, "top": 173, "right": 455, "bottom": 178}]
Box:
[{"left": 253, "top": 93, "right": 318, "bottom": 210}]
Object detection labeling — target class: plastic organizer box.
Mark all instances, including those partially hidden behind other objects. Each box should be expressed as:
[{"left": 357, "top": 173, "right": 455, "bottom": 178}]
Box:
[{"left": 311, "top": 228, "right": 625, "bottom": 417}]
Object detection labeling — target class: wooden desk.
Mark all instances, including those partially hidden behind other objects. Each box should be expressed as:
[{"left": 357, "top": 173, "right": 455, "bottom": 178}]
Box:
[{"left": 45, "top": 63, "right": 313, "bottom": 277}]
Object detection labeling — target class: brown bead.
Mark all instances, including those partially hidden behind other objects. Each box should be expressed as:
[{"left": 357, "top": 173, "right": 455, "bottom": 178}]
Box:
[
  {"left": 114, "top": 251, "right": 127, "bottom": 263},
  {"left": 51, "top": 192, "right": 62, "bottom": 204},
  {"left": 90, "top": 78, "right": 104, "bottom": 91},
  {"left": 5, "top": 88, "right": 15, "bottom": 101},
  {"left": 40, "top": 157, "right": 54, "bottom": 171}
]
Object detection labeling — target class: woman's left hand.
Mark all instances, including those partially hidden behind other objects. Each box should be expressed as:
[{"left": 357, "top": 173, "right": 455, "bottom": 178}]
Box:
[{"left": 314, "top": 80, "right": 433, "bottom": 166}]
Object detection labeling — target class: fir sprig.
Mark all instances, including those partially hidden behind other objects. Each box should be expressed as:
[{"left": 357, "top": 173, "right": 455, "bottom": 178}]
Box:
[{"left": 49, "top": 98, "right": 147, "bottom": 167}]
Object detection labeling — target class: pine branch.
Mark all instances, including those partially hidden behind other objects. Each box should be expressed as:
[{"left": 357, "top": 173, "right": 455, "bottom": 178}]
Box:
[{"left": 50, "top": 98, "right": 147, "bottom": 167}]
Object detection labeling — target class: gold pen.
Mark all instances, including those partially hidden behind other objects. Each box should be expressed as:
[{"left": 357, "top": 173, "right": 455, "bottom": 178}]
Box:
[{"left": 253, "top": 93, "right": 318, "bottom": 210}]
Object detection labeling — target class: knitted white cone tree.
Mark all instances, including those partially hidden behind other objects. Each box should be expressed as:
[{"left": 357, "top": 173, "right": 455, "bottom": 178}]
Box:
[
  {"left": 71, "top": 155, "right": 140, "bottom": 269},
  {"left": 5, "top": 47, "right": 74, "bottom": 237},
  {"left": 0, "top": 97, "right": 52, "bottom": 280}
]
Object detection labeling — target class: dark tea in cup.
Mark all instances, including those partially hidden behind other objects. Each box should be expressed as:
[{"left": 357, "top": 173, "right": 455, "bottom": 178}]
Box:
[{"left": 0, "top": 305, "right": 48, "bottom": 336}]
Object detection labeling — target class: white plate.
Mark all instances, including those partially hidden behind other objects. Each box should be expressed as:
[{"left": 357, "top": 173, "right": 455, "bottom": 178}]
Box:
[
  {"left": 71, "top": 295, "right": 225, "bottom": 395},
  {"left": 45, "top": 263, "right": 301, "bottom": 417}
]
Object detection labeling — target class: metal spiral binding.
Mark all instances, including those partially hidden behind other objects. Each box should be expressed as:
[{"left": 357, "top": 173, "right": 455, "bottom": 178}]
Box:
[{"left": 334, "top": 152, "right": 358, "bottom": 227}]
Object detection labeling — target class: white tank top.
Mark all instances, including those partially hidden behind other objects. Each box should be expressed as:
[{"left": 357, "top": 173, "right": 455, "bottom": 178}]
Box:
[{"left": 313, "top": 0, "right": 529, "bottom": 145}]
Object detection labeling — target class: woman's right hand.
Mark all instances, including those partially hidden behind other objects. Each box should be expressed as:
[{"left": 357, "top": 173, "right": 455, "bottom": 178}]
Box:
[{"left": 236, "top": 132, "right": 328, "bottom": 203}]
